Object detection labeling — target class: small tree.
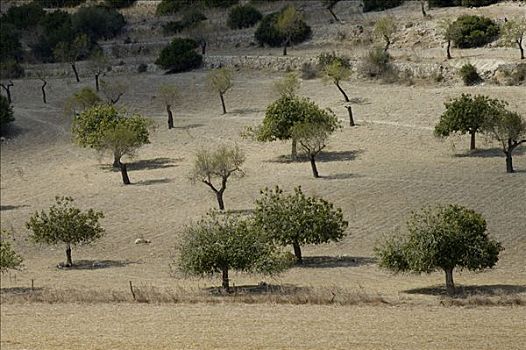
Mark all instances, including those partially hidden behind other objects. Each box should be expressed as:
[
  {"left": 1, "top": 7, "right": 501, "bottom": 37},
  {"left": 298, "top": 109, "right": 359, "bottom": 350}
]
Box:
[
  {"left": 158, "top": 84, "right": 179, "bottom": 129},
  {"left": 100, "top": 78, "right": 128, "bottom": 105},
  {"left": 87, "top": 50, "right": 110, "bottom": 92},
  {"left": 257, "top": 96, "right": 340, "bottom": 160},
  {"left": 64, "top": 87, "right": 102, "bottom": 116},
  {"left": 0, "top": 95, "right": 15, "bottom": 135},
  {"left": 178, "top": 211, "right": 290, "bottom": 291},
  {"left": 501, "top": 18, "right": 526, "bottom": 60},
  {"left": 276, "top": 5, "right": 305, "bottom": 56},
  {"left": 273, "top": 71, "right": 300, "bottom": 98},
  {"left": 374, "top": 16, "right": 396, "bottom": 53},
  {"left": 0, "top": 79, "right": 14, "bottom": 105},
  {"left": 254, "top": 186, "right": 348, "bottom": 264},
  {"left": 53, "top": 34, "right": 90, "bottom": 83},
  {"left": 190, "top": 144, "right": 245, "bottom": 210},
  {"left": 72, "top": 104, "right": 150, "bottom": 170},
  {"left": 26, "top": 196, "right": 105, "bottom": 267},
  {"left": 207, "top": 68, "right": 233, "bottom": 115},
  {"left": 322, "top": 0, "right": 341, "bottom": 23},
  {"left": 438, "top": 19, "right": 457, "bottom": 59},
  {"left": 434, "top": 94, "right": 494, "bottom": 151},
  {"left": 483, "top": 106, "right": 526, "bottom": 173},
  {"left": 292, "top": 122, "right": 333, "bottom": 178},
  {"left": 375, "top": 204, "right": 503, "bottom": 295},
  {"left": 35, "top": 70, "right": 48, "bottom": 104},
  {"left": 0, "top": 230, "right": 23, "bottom": 273},
  {"left": 0, "top": 60, "right": 23, "bottom": 104},
  {"left": 322, "top": 58, "right": 355, "bottom": 126}
]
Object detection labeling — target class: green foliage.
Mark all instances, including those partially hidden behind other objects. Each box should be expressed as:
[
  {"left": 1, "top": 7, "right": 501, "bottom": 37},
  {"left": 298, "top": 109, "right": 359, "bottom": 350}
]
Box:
[
  {"left": 162, "top": 9, "right": 207, "bottom": 34},
  {"left": 178, "top": 211, "right": 290, "bottom": 289},
  {"left": 273, "top": 72, "right": 300, "bottom": 98},
  {"left": 459, "top": 63, "right": 481, "bottom": 86},
  {"left": 460, "top": 0, "right": 500, "bottom": 7},
  {"left": 501, "top": 18, "right": 526, "bottom": 59},
  {"left": 72, "top": 5, "right": 126, "bottom": 42},
  {"left": 317, "top": 52, "right": 350, "bottom": 70},
  {"left": 64, "top": 87, "right": 102, "bottom": 116},
  {"left": 359, "top": 46, "right": 395, "bottom": 79},
  {"left": 0, "top": 230, "right": 23, "bottom": 273},
  {"left": 257, "top": 96, "right": 340, "bottom": 143},
  {"left": 254, "top": 186, "right": 348, "bottom": 262},
  {"left": 1, "top": 2, "right": 46, "bottom": 29},
  {"left": 53, "top": 34, "right": 90, "bottom": 64},
  {"left": 0, "top": 24, "right": 22, "bottom": 62},
  {"left": 207, "top": 68, "right": 233, "bottom": 95},
  {"left": 203, "top": 0, "right": 238, "bottom": 7},
  {"left": 428, "top": 0, "right": 459, "bottom": 6},
  {"left": 374, "top": 16, "right": 397, "bottom": 51},
  {"left": 362, "top": 0, "right": 404, "bottom": 12},
  {"left": 227, "top": 4, "right": 262, "bottom": 29},
  {"left": 32, "top": 10, "right": 77, "bottom": 62},
  {"left": 292, "top": 121, "right": 331, "bottom": 157},
  {"left": 375, "top": 204, "right": 502, "bottom": 293},
  {"left": 99, "top": 117, "right": 151, "bottom": 163},
  {"left": 255, "top": 8, "right": 311, "bottom": 47},
  {"left": 40, "top": 0, "right": 87, "bottom": 7},
  {"left": 450, "top": 15, "right": 499, "bottom": 48},
  {"left": 155, "top": 38, "right": 203, "bottom": 73},
  {"left": 156, "top": 0, "right": 195, "bottom": 16},
  {"left": 323, "top": 59, "right": 352, "bottom": 85},
  {"left": 26, "top": 196, "right": 105, "bottom": 265},
  {"left": 104, "top": 0, "right": 137, "bottom": 8},
  {"left": 0, "top": 95, "right": 14, "bottom": 134},
  {"left": 0, "top": 60, "right": 25, "bottom": 80}
]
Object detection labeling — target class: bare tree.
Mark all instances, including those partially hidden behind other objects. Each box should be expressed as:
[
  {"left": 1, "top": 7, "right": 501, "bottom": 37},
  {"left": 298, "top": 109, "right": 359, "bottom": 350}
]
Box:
[
  {"left": 374, "top": 16, "right": 397, "bottom": 53},
  {"left": 35, "top": 70, "right": 48, "bottom": 104},
  {"left": 158, "top": 84, "right": 179, "bottom": 129},
  {"left": 53, "top": 34, "right": 90, "bottom": 83},
  {"left": 190, "top": 145, "right": 245, "bottom": 210},
  {"left": 87, "top": 50, "right": 110, "bottom": 91},
  {"left": 100, "top": 78, "right": 128, "bottom": 105},
  {"left": 322, "top": 0, "right": 341, "bottom": 23},
  {"left": 207, "top": 68, "right": 233, "bottom": 114}
]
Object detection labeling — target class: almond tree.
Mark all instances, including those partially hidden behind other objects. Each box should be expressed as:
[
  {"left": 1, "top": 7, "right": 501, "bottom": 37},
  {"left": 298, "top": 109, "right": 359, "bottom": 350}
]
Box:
[
  {"left": 323, "top": 58, "right": 355, "bottom": 126},
  {"left": 100, "top": 78, "right": 128, "bottom": 105},
  {"left": 190, "top": 144, "right": 245, "bottom": 210},
  {"left": 207, "top": 68, "right": 233, "bottom": 114},
  {"left": 276, "top": 5, "right": 304, "bottom": 56},
  {"left": 53, "top": 34, "right": 90, "bottom": 83},
  {"left": 292, "top": 122, "right": 334, "bottom": 178},
  {"left": 374, "top": 16, "right": 396, "bottom": 53},
  {"left": 87, "top": 50, "right": 110, "bottom": 91},
  {"left": 35, "top": 70, "right": 48, "bottom": 104},
  {"left": 0, "top": 230, "right": 23, "bottom": 273},
  {"left": 501, "top": 18, "right": 526, "bottom": 60},
  {"left": 158, "top": 84, "right": 179, "bottom": 129}
]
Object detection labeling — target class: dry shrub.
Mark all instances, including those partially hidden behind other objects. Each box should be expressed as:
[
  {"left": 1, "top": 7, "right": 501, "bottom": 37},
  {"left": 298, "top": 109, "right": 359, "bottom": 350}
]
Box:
[
  {"left": 442, "top": 294, "right": 525, "bottom": 307},
  {"left": 300, "top": 62, "right": 318, "bottom": 80}
]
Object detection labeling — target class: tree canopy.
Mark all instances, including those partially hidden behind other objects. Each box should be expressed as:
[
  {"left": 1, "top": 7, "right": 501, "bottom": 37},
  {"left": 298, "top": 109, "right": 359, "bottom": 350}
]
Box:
[
  {"left": 375, "top": 204, "right": 502, "bottom": 295},
  {"left": 207, "top": 68, "right": 233, "bottom": 114},
  {"left": 253, "top": 186, "right": 348, "bottom": 263},
  {"left": 501, "top": 18, "right": 526, "bottom": 60},
  {"left": 0, "top": 230, "right": 23, "bottom": 273}
]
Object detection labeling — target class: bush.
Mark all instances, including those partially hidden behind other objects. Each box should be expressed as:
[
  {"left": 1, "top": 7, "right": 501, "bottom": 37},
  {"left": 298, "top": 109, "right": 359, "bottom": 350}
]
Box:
[
  {"left": 428, "top": 0, "right": 459, "bottom": 6},
  {"left": 72, "top": 5, "right": 126, "bottom": 42},
  {"left": 0, "top": 25, "right": 22, "bottom": 62},
  {"left": 155, "top": 38, "right": 203, "bottom": 73},
  {"left": 461, "top": 0, "right": 500, "bottom": 7},
  {"left": 359, "top": 46, "right": 395, "bottom": 79},
  {"left": 510, "top": 64, "right": 526, "bottom": 85},
  {"left": 32, "top": 10, "right": 77, "bottom": 62},
  {"left": 104, "top": 0, "right": 137, "bottom": 8},
  {"left": 156, "top": 0, "right": 194, "bottom": 16},
  {"left": 40, "top": 0, "right": 86, "bottom": 7},
  {"left": 450, "top": 15, "right": 499, "bottom": 48},
  {"left": 227, "top": 5, "right": 262, "bottom": 29},
  {"left": 362, "top": 0, "right": 404, "bottom": 12},
  {"left": 2, "top": 2, "right": 46, "bottom": 29},
  {"left": 428, "top": 0, "right": 501, "bottom": 7},
  {"left": 204, "top": 0, "right": 238, "bottom": 7},
  {"left": 0, "top": 95, "right": 15, "bottom": 134},
  {"left": 459, "top": 63, "right": 482, "bottom": 85},
  {"left": 317, "top": 52, "right": 350, "bottom": 70},
  {"left": 255, "top": 10, "right": 311, "bottom": 47},
  {"left": 137, "top": 63, "right": 148, "bottom": 73},
  {"left": 301, "top": 62, "right": 318, "bottom": 80},
  {"left": 162, "top": 9, "right": 207, "bottom": 35}
]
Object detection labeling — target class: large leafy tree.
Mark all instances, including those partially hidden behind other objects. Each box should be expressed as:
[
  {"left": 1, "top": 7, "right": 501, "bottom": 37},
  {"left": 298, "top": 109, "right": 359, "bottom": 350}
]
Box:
[
  {"left": 256, "top": 96, "right": 340, "bottom": 160},
  {"left": 375, "top": 204, "right": 502, "bottom": 295},
  {"left": 434, "top": 94, "right": 496, "bottom": 151},
  {"left": 483, "top": 106, "right": 526, "bottom": 173},
  {"left": 177, "top": 211, "right": 290, "bottom": 291},
  {"left": 254, "top": 186, "right": 348, "bottom": 263},
  {"left": 0, "top": 230, "right": 23, "bottom": 273},
  {"left": 207, "top": 68, "right": 233, "bottom": 114},
  {"left": 501, "top": 18, "right": 526, "bottom": 60},
  {"left": 26, "top": 196, "right": 105, "bottom": 267},
  {"left": 190, "top": 145, "right": 245, "bottom": 210}
]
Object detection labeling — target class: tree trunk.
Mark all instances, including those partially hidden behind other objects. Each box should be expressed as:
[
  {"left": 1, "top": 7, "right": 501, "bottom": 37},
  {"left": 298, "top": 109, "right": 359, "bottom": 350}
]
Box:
[
  {"left": 216, "top": 191, "right": 225, "bottom": 210},
  {"left": 166, "top": 104, "right": 174, "bottom": 129},
  {"left": 282, "top": 38, "right": 289, "bottom": 56},
  {"left": 71, "top": 63, "right": 80, "bottom": 83},
  {"left": 384, "top": 37, "right": 391, "bottom": 53},
  {"left": 201, "top": 41, "right": 207, "bottom": 55},
  {"left": 505, "top": 147, "right": 514, "bottom": 173},
  {"left": 41, "top": 80, "right": 47, "bottom": 104},
  {"left": 328, "top": 7, "right": 339, "bottom": 23},
  {"left": 519, "top": 40, "right": 524, "bottom": 60},
  {"left": 65, "top": 243, "right": 73, "bottom": 267},
  {"left": 447, "top": 40, "right": 452, "bottom": 60},
  {"left": 113, "top": 154, "right": 121, "bottom": 168},
  {"left": 470, "top": 131, "right": 476, "bottom": 151},
  {"left": 421, "top": 1, "right": 427, "bottom": 17},
  {"left": 219, "top": 93, "right": 226, "bottom": 114},
  {"left": 1, "top": 82, "right": 13, "bottom": 104},
  {"left": 445, "top": 268, "right": 455, "bottom": 296},
  {"left": 222, "top": 268, "right": 229, "bottom": 292},
  {"left": 291, "top": 138, "right": 298, "bottom": 161},
  {"left": 310, "top": 155, "right": 319, "bottom": 178},
  {"left": 292, "top": 241, "right": 302, "bottom": 264},
  {"left": 95, "top": 73, "right": 100, "bottom": 92},
  {"left": 335, "top": 82, "right": 350, "bottom": 102},
  {"left": 346, "top": 106, "right": 355, "bottom": 127},
  {"left": 120, "top": 162, "right": 131, "bottom": 185}
]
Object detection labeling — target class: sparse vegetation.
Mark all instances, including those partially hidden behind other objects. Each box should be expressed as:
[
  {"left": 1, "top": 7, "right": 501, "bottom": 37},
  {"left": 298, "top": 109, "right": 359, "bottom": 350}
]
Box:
[
  {"left": 501, "top": 18, "right": 526, "bottom": 60},
  {"left": 459, "top": 63, "right": 482, "bottom": 85},
  {"left": 374, "top": 16, "right": 397, "bottom": 53},
  {"left": 254, "top": 186, "right": 348, "bottom": 263},
  {"left": 64, "top": 87, "right": 102, "bottom": 116},
  {"left": 375, "top": 204, "right": 502, "bottom": 296},
  {"left": 359, "top": 46, "right": 396, "bottom": 81},
  {"left": 26, "top": 196, "right": 105, "bottom": 267},
  {"left": 53, "top": 34, "right": 90, "bottom": 83},
  {"left": 0, "top": 230, "right": 23, "bottom": 273},
  {"left": 273, "top": 71, "right": 300, "bottom": 98}
]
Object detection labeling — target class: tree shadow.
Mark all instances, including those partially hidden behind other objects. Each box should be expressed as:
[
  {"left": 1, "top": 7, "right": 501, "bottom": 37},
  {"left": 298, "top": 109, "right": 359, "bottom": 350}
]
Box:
[
  {"left": 320, "top": 173, "right": 363, "bottom": 180},
  {"left": 0, "top": 287, "right": 44, "bottom": 295},
  {"left": 206, "top": 283, "right": 309, "bottom": 296},
  {"left": 174, "top": 123, "right": 203, "bottom": 130},
  {"left": 301, "top": 256, "right": 377, "bottom": 269},
  {"left": 270, "top": 150, "right": 364, "bottom": 164},
  {"left": 454, "top": 147, "right": 525, "bottom": 158},
  {"left": 0, "top": 124, "right": 26, "bottom": 139},
  {"left": 133, "top": 178, "right": 172, "bottom": 186},
  {"left": 57, "top": 259, "right": 136, "bottom": 270},
  {"left": 128, "top": 157, "right": 180, "bottom": 171},
  {"left": 405, "top": 284, "right": 526, "bottom": 298},
  {"left": 0, "top": 204, "right": 29, "bottom": 211},
  {"left": 230, "top": 107, "right": 264, "bottom": 115}
]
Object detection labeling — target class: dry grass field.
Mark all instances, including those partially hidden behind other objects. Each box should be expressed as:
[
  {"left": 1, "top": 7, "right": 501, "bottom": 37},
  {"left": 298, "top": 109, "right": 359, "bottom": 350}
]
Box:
[{"left": 1, "top": 1, "right": 526, "bottom": 349}]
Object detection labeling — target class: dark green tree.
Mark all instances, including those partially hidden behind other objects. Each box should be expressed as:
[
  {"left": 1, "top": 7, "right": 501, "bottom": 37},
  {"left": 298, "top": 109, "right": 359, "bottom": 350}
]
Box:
[
  {"left": 26, "top": 196, "right": 105, "bottom": 267},
  {"left": 0, "top": 95, "right": 15, "bottom": 134},
  {"left": 375, "top": 204, "right": 503, "bottom": 295},
  {"left": 254, "top": 186, "right": 348, "bottom": 263},
  {"left": 178, "top": 211, "right": 290, "bottom": 291},
  {"left": 155, "top": 38, "right": 203, "bottom": 73},
  {"left": 0, "top": 230, "right": 23, "bottom": 273}
]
